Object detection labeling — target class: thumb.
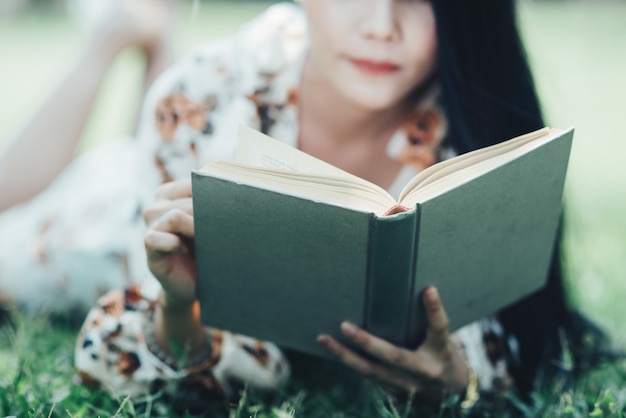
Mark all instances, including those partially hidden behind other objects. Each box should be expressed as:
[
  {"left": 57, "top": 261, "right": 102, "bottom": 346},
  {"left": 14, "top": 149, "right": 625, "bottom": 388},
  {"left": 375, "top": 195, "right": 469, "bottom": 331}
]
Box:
[{"left": 423, "top": 286, "right": 450, "bottom": 349}]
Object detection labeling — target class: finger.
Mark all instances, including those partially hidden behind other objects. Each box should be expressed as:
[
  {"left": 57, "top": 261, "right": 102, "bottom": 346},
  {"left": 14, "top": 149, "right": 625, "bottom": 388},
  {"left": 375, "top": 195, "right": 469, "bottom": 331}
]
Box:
[
  {"left": 423, "top": 286, "right": 450, "bottom": 349},
  {"left": 151, "top": 208, "right": 195, "bottom": 239},
  {"left": 145, "top": 230, "right": 197, "bottom": 302},
  {"left": 318, "top": 335, "right": 421, "bottom": 392},
  {"left": 340, "top": 321, "right": 448, "bottom": 381},
  {"left": 155, "top": 178, "right": 192, "bottom": 200},
  {"left": 142, "top": 197, "right": 193, "bottom": 225},
  {"left": 144, "top": 230, "right": 185, "bottom": 257},
  {"left": 339, "top": 321, "right": 413, "bottom": 368},
  {"left": 317, "top": 335, "right": 420, "bottom": 392}
]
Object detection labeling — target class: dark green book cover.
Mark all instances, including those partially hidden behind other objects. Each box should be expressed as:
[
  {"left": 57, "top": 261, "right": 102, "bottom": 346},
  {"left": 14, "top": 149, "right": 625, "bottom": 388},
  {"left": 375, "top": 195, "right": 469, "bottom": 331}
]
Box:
[{"left": 191, "top": 127, "right": 573, "bottom": 358}]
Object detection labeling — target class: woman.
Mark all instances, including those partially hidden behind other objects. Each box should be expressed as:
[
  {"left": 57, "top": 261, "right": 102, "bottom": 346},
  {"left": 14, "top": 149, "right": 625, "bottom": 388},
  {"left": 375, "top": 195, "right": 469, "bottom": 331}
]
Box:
[{"left": 0, "top": 0, "right": 593, "bottom": 408}]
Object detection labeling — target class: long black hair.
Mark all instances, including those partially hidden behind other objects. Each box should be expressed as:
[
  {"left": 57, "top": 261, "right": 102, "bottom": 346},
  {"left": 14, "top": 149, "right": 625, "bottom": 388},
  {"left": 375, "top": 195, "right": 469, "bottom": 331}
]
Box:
[{"left": 430, "top": 0, "right": 608, "bottom": 398}]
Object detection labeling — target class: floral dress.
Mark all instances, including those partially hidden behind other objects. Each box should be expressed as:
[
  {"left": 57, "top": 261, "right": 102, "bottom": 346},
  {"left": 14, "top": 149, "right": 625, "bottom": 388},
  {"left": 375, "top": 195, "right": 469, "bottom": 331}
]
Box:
[{"left": 0, "top": 3, "right": 518, "bottom": 399}]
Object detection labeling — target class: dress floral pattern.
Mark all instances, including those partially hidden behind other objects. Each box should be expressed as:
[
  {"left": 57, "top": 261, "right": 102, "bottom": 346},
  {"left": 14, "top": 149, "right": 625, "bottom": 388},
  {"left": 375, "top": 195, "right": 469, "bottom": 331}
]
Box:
[{"left": 0, "top": 3, "right": 518, "bottom": 399}]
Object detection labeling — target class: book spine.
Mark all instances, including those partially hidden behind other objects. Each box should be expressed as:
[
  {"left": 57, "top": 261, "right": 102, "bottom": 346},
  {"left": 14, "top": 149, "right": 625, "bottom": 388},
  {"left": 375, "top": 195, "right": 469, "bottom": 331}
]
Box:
[{"left": 365, "top": 210, "right": 418, "bottom": 348}]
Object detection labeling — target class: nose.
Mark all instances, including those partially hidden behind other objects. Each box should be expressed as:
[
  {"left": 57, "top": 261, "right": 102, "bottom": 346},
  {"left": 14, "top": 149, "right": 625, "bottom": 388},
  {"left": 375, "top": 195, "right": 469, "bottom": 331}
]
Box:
[{"left": 360, "top": 0, "right": 400, "bottom": 42}]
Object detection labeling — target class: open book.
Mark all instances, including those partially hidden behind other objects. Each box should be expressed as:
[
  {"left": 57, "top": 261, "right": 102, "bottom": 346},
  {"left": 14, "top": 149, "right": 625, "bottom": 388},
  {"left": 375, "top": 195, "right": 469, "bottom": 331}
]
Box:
[{"left": 192, "top": 126, "right": 574, "bottom": 358}]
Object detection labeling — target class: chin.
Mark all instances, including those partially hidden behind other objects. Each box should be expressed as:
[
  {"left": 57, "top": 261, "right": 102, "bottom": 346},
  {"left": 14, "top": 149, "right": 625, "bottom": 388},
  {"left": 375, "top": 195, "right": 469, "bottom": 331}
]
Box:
[
  {"left": 330, "top": 67, "right": 416, "bottom": 111},
  {"left": 339, "top": 83, "right": 409, "bottom": 112}
]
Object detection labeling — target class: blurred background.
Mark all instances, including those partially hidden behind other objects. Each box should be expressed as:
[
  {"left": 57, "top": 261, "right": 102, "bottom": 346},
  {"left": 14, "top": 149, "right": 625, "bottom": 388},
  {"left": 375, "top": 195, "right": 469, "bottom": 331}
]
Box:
[{"left": 0, "top": 0, "right": 624, "bottom": 342}]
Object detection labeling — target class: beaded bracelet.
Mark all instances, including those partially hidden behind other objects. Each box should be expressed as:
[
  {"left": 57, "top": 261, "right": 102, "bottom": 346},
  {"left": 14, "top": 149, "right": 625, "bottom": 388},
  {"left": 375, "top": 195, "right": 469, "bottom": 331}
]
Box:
[{"left": 143, "top": 313, "right": 214, "bottom": 371}]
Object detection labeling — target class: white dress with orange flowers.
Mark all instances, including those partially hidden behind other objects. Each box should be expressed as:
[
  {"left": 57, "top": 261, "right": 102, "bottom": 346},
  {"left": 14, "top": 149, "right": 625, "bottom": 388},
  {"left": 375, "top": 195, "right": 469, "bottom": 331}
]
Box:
[{"left": 0, "top": 3, "right": 516, "bottom": 398}]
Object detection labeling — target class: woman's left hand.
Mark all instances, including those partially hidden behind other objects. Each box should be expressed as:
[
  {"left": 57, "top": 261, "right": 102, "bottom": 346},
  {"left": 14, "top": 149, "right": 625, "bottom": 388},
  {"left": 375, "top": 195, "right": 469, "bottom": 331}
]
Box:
[{"left": 317, "top": 286, "right": 469, "bottom": 401}]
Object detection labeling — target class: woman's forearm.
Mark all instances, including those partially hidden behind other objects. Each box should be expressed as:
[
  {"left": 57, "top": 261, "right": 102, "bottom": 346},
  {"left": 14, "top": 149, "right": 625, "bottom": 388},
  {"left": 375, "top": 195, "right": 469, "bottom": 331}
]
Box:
[{"left": 0, "top": 35, "right": 124, "bottom": 212}]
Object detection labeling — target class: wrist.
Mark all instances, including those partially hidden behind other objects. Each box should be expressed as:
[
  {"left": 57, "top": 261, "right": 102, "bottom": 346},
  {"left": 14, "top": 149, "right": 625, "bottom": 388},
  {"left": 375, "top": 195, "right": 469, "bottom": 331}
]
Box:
[
  {"left": 158, "top": 288, "right": 196, "bottom": 314},
  {"left": 146, "top": 307, "right": 213, "bottom": 371},
  {"left": 154, "top": 297, "right": 205, "bottom": 354}
]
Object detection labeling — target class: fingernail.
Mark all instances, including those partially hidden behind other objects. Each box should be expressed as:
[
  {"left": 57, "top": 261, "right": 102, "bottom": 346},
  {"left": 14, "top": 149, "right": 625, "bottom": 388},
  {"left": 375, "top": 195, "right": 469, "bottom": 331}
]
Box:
[
  {"left": 341, "top": 321, "right": 358, "bottom": 336},
  {"left": 425, "top": 287, "right": 439, "bottom": 305},
  {"left": 317, "top": 335, "right": 331, "bottom": 348}
]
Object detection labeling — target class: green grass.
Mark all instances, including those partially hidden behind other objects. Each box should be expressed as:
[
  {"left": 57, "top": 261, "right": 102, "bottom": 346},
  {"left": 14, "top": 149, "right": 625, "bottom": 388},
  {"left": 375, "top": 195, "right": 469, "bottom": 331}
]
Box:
[
  {"left": 1, "top": 0, "right": 626, "bottom": 416},
  {"left": 1, "top": 311, "right": 626, "bottom": 417}
]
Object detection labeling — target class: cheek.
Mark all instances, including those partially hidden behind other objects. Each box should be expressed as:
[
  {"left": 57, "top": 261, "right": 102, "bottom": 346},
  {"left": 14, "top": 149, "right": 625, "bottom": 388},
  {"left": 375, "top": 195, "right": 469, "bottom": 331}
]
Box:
[
  {"left": 303, "top": 0, "right": 358, "bottom": 53},
  {"left": 404, "top": 16, "right": 438, "bottom": 83},
  {"left": 414, "top": 37, "right": 437, "bottom": 79},
  {"left": 421, "top": 24, "right": 438, "bottom": 68}
]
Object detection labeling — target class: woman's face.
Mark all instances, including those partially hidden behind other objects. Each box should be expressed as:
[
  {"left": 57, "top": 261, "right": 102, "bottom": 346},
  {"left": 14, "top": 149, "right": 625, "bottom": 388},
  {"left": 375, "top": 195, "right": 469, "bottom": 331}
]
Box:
[{"left": 302, "top": 0, "right": 437, "bottom": 111}]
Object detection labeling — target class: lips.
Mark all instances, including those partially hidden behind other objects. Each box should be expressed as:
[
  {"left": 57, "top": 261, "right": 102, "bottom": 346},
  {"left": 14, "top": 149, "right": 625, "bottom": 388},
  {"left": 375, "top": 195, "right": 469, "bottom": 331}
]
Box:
[{"left": 349, "top": 58, "right": 401, "bottom": 75}]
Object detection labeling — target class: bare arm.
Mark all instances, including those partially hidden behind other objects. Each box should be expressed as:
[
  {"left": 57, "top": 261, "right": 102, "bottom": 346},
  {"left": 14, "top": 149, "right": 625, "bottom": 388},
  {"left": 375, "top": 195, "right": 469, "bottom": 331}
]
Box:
[
  {"left": 0, "top": 36, "right": 123, "bottom": 212},
  {"left": 0, "top": 0, "right": 174, "bottom": 212}
]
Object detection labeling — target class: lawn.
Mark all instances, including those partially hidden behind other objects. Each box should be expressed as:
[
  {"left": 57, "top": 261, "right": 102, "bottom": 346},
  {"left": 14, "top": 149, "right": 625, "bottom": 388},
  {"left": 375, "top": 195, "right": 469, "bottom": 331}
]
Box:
[{"left": 1, "top": 0, "right": 625, "bottom": 416}]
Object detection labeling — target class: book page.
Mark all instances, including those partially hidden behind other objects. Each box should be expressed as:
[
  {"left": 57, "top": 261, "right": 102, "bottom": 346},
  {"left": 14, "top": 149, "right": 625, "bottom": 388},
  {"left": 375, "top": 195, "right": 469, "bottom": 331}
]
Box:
[
  {"left": 195, "top": 126, "right": 397, "bottom": 213},
  {"left": 237, "top": 125, "right": 355, "bottom": 178},
  {"left": 199, "top": 125, "right": 568, "bottom": 215},
  {"left": 399, "top": 127, "right": 569, "bottom": 206},
  {"left": 234, "top": 125, "right": 395, "bottom": 206},
  {"left": 199, "top": 161, "right": 396, "bottom": 214},
  {"left": 397, "top": 128, "right": 551, "bottom": 202}
]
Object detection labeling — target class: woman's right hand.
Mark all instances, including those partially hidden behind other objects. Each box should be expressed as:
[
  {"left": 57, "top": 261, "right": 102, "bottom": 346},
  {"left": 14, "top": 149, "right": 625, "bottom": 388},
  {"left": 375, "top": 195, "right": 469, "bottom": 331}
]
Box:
[{"left": 143, "top": 179, "right": 197, "bottom": 310}]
